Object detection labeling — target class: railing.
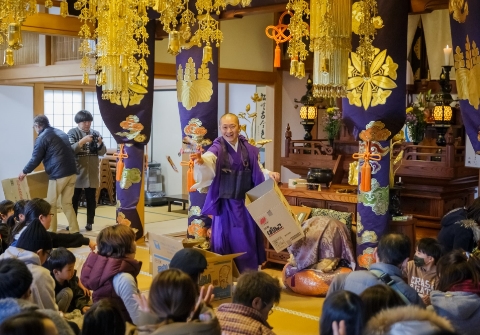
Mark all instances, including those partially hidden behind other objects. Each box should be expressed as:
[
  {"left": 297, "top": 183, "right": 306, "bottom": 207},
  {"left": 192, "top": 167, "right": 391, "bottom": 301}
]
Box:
[{"left": 287, "top": 139, "right": 334, "bottom": 156}]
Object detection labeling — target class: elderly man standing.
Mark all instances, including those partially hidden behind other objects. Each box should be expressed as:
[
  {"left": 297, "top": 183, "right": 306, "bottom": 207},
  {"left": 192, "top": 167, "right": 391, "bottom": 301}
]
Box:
[
  {"left": 190, "top": 113, "right": 280, "bottom": 273},
  {"left": 19, "top": 115, "right": 79, "bottom": 233},
  {"left": 67, "top": 110, "right": 106, "bottom": 231}
]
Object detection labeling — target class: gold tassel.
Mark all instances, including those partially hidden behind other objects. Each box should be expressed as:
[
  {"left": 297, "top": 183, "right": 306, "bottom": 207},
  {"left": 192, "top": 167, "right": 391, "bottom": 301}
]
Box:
[
  {"left": 82, "top": 73, "right": 90, "bottom": 85},
  {"left": 296, "top": 61, "right": 305, "bottom": 79},
  {"left": 44, "top": 0, "right": 53, "bottom": 8},
  {"left": 274, "top": 45, "right": 281, "bottom": 68},
  {"left": 202, "top": 44, "right": 213, "bottom": 64},
  {"left": 167, "top": 31, "right": 180, "bottom": 56},
  {"left": 4, "top": 49, "right": 14, "bottom": 67},
  {"left": 290, "top": 58, "right": 298, "bottom": 76},
  {"left": 60, "top": 1, "right": 69, "bottom": 17},
  {"left": 8, "top": 23, "right": 22, "bottom": 50}
]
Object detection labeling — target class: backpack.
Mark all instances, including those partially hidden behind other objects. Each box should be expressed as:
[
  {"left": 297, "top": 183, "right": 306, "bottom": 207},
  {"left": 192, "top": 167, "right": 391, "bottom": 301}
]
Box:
[{"left": 370, "top": 269, "right": 411, "bottom": 305}]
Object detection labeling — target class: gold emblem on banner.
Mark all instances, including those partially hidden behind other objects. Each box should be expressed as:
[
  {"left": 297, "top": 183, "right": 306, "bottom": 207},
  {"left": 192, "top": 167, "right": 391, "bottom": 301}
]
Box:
[
  {"left": 176, "top": 57, "right": 213, "bottom": 110},
  {"left": 449, "top": 0, "right": 469, "bottom": 23},
  {"left": 347, "top": 49, "right": 398, "bottom": 110},
  {"left": 454, "top": 35, "right": 480, "bottom": 109}
]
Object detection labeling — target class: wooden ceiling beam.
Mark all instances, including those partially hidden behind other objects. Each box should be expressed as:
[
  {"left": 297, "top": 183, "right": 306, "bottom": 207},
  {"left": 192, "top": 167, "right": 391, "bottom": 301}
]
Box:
[{"left": 22, "top": 13, "right": 85, "bottom": 37}]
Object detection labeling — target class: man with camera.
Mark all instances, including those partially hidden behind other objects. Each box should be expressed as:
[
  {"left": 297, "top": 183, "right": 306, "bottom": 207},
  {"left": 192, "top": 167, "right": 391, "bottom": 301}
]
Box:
[
  {"left": 19, "top": 115, "right": 79, "bottom": 233},
  {"left": 68, "top": 110, "right": 106, "bottom": 231}
]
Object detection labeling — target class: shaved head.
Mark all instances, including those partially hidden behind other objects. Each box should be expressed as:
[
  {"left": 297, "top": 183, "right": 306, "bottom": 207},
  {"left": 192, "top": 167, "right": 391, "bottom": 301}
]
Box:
[{"left": 219, "top": 113, "right": 239, "bottom": 126}]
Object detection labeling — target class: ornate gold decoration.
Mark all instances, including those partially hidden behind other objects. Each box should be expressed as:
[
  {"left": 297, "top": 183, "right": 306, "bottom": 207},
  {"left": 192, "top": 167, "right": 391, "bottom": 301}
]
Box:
[
  {"left": 352, "top": 0, "right": 382, "bottom": 77},
  {"left": 454, "top": 35, "right": 480, "bottom": 109},
  {"left": 75, "top": 0, "right": 150, "bottom": 105},
  {"left": 358, "top": 230, "right": 378, "bottom": 245},
  {"left": 237, "top": 93, "right": 272, "bottom": 147},
  {"left": 347, "top": 49, "right": 398, "bottom": 110},
  {"left": 449, "top": 0, "right": 468, "bottom": 23},
  {"left": 0, "top": 0, "right": 52, "bottom": 66},
  {"left": 120, "top": 168, "right": 142, "bottom": 189},
  {"left": 389, "top": 131, "right": 405, "bottom": 188},
  {"left": 358, "top": 178, "right": 390, "bottom": 215},
  {"left": 310, "top": 0, "right": 352, "bottom": 98},
  {"left": 116, "top": 115, "right": 147, "bottom": 142},
  {"left": 177, "top": 57, "right": 213, "bottom": 110},
  {"left": 348, "top": 161, "right": 359, "bottom": 185},
  {"left": 286, "top": 0, "right": 310, "bottom": 78}
]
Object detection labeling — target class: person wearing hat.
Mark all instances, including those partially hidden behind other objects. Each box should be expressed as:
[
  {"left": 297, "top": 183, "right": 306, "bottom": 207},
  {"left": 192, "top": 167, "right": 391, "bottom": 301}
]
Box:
[
  {"left": 0, "top": 220, "right": 56, "bottom": 311},
  {"left": 170, "top": 248, "right": 208, "bottom": 284},
  {"left": 68, "top": 110, "right": 107, "bottom": 232}
]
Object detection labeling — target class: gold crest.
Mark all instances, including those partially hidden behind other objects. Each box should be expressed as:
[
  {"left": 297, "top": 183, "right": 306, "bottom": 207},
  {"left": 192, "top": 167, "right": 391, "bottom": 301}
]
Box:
[
  {"left": 358, "top": 230, "right": 378, "bottom": 245},
  {"left": 347, "top": 49, "right": 398, "bottom": 110},
  {"left": 359, "top": 121, "right": 392, "bottom": 142},
  {"left": 449, "top": 0, "right": 469, "bottom": 23},
  {"left": 176, "top": 57, "right": 213, "bottom": 110},
  {"left": 454, "top": 35, "right": 480, "bottom": 109}
]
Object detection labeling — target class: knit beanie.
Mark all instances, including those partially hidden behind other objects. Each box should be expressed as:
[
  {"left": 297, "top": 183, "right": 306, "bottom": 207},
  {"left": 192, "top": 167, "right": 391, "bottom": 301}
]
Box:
[{"left": 16, "top": 219, "right": 53, "bottom": 252}]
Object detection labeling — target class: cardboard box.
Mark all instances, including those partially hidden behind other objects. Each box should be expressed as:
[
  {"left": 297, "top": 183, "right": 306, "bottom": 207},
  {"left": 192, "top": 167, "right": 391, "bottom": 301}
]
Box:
[
  {"left": 245, "top": 179, "right": 305, "bottom": 252},
  {"left": 288, "top": 178, "right": 307, "bottom": 189},
  {"left": 291, "top": 205, "right": 312, "bottom": 224},
  {"left": 2, "top": 170, "right": 49, "bottom": 201},
  {"left": 148, "top": 232, "right": 241, "bottom": 301}
]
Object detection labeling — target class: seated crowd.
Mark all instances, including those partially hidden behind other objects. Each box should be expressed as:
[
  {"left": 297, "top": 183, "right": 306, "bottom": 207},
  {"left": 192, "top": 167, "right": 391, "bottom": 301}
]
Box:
[{"left": 0, "top": 197, "right": 480, "bottom": 335}]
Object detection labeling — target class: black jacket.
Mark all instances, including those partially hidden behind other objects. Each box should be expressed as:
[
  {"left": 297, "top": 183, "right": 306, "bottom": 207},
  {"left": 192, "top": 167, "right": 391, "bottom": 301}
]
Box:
[
  {"left": 438, "top": 207, "right": 480, "bottom": 253},
  {"left": 52, "top": 270, "right": 91, "bottom": 313},
  {"left": 23, "top": 126, "right": 77, "bottom": 180}
]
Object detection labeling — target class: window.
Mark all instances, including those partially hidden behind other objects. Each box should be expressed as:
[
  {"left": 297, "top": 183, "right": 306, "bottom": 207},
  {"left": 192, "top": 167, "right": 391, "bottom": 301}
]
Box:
[{"left": 44, "top": 89, "right": 117, "bottom": 150}]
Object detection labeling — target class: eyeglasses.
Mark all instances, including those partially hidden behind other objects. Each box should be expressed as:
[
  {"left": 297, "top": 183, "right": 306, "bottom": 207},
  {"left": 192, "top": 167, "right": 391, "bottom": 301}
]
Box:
[{"left": 262, "top": 301, "right": 276, "bottom": 315}]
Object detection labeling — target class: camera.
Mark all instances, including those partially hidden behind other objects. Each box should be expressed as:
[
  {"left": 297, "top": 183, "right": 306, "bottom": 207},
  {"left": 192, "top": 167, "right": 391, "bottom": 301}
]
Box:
[{"left": 89, "top": 133, "right": 99, "bottom": 154}]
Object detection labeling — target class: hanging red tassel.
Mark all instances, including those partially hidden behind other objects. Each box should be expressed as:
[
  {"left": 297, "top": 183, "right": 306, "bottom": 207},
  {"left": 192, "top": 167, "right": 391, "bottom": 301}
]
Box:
[
  {"left": 274, "top": 45, "right": 281, "bottom": 68},
  {"left": 113, "top": 144, "right": 129, "bottom": 182}
]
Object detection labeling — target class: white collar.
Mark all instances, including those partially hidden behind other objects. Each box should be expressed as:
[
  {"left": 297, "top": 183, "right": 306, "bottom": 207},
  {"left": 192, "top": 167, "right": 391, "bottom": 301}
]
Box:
[{"left": 226, "top": 140, "right": 238, "bottom": 152}]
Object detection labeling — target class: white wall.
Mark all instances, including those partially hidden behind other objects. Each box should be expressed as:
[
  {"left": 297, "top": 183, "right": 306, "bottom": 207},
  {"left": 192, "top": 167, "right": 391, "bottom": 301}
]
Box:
[
  {"left": 151, "top": 90, "right": 183, "bottom": 195},
  {"left": 0, "top": 85, "right": 34, "bottom": 201}
]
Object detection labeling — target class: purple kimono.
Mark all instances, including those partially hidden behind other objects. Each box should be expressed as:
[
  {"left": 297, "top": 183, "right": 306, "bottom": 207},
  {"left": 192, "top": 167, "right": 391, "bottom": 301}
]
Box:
[{"left": 202, "top": 135, "right": 266, "bottom": 273}]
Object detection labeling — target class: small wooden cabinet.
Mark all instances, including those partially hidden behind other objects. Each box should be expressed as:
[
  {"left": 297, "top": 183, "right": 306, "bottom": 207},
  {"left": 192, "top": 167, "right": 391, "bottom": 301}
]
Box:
[{"left": 263, "top": 186, "right": 358, "bottom": 266}]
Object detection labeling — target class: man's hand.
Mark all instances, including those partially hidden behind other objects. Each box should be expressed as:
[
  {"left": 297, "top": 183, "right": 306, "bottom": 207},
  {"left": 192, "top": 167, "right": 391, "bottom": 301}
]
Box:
[
  {"left": 88, "top": 240, "right": 96, "bottom": 251},
  {"left": 18, "top": 172, "right": 26, "bottom": 181},
  {"left": 97, "top": 136, "right": 103, "bottom": 146},
  {"left": 189, "top": 152, "right": 204, "bottom": 165},
  {"left": 79, "top": 135, "right": 93, "bottom": 146},
  {"left": 268, "top": 171, "right": 280, "bottom": 182}
]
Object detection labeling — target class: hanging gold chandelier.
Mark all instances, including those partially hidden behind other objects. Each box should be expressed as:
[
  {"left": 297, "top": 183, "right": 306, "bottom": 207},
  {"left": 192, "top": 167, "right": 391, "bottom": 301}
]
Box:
[
  {"left": 75, "top": 0, "right": 251, "bottom": 105},
  {"left": 0, "top": 0, "right": 52, "bottom": 66},
  {"left": 310, "top": 0, "right": 352, "bottom": 98},
  {"left": 286, "top": 0, "right": 310, "bottom": 79}
]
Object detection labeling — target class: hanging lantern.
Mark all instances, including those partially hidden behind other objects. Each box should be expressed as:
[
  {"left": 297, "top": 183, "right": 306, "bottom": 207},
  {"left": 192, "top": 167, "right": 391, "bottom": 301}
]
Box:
[{"left": 310, "top": 0, "right": 352, "bottom": 98}]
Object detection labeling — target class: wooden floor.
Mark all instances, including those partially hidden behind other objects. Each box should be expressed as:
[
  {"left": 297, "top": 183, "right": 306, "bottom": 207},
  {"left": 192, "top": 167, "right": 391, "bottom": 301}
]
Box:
[{"left": 58, "top": 203, "right": 324, "bottom": 335}]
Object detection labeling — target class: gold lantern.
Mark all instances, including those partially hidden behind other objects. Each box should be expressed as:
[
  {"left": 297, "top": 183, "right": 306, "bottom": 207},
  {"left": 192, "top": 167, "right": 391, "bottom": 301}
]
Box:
[{"left": 310, "top": 0, "right": 352, "bottom": 98}]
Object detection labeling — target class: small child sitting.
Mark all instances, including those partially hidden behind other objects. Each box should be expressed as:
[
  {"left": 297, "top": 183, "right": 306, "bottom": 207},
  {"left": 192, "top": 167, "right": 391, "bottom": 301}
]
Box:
[
  {"left": 403, "top": 237, "right": 442, "bottom": 305},
  {"left": 0, "top": 200, "right": 14, "bottom": 253},
  {"left": 44, "top": 247, "right": 91, "bottom": 314}
]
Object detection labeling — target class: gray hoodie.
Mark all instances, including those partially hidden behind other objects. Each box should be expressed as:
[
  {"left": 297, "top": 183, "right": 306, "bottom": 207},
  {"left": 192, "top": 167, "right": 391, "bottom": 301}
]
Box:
[
  {"left": 0, "top": 298, "right": 74, "bottom": 335},
  {"left": 0, "top": 246, "right": 57, "bottom": 311},
  {"left": 431, "top": 290, "right": 480, "bottom": 335}
]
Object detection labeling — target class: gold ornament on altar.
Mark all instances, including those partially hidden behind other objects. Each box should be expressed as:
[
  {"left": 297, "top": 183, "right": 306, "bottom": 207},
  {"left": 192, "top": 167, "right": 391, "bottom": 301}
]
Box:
[
  {"left": 0, "top": 0, "right": 52, "bottom": 66},
  {"left": 389, "top": 131, "right": 405, "bottom": 188},
  {"left": 237, "top": 93, "right": 272, "bottom": 147},
  {"left": 449, "top": 0, "right": 468, "bottom": 23},
  {"left": 454, "top": 35, "right": 480, "bottom": 109},
  {"left": 176, "top": 57, "right": 213, "bottom": 110},
  {"left": 286, "top": 0, "right": 310, "bottom": 79},
  {"left": 310, "top": 0, "right": 352, "bottom": 98}
]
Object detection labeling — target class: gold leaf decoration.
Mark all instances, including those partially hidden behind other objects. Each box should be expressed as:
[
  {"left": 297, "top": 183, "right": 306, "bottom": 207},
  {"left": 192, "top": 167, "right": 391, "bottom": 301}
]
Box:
[
  {"left": 449, "top": 0, "right": 468, "bottom": 23},
  {"left": 347, "top": 48, "right": 398, "bottom": 110},
  {"left": 176, "top": 57, "right": 213, "bottom": 110},
  {"left": 454, "top": 35, "right": 480, "bottom": 109}
]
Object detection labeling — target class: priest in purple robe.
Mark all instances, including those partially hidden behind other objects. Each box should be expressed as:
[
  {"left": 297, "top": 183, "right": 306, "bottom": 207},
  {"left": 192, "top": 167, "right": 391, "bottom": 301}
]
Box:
[{"left": 190, "top": 113, "right": 280, "bottom": 273}]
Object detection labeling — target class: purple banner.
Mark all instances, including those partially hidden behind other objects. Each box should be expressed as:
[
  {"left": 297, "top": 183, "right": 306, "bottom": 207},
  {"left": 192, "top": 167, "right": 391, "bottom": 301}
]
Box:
[
  {"left": 176, "top": 46, "right": 219, "bottom": 239},
  {"left": 449, "top": 1, "right": 480, "bottom": 153},
  {"left": 343, "top": 0, "right": 408, "bottom": 268}
]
